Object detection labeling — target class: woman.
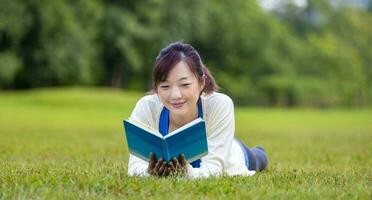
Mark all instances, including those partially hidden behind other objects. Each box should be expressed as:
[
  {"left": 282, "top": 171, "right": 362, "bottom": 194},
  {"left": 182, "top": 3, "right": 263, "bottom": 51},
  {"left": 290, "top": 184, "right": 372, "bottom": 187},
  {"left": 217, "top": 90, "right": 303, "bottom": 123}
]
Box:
[{"left": 128, "top": 42, "right": 268, "bottom": 178}]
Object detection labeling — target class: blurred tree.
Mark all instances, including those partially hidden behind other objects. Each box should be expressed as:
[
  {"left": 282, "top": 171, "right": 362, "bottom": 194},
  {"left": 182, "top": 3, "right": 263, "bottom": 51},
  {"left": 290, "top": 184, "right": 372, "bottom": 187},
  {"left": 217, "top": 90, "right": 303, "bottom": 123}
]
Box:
[
  {"left": 0, "top": 0, "right": 31, "bottom": 88},
  {"left": 327, "top": 8, "right": 372, "bottom": 106},
  {"left": 0, "top": 51, "right": 21, "bottom": 88},
  {"left": 0, "top": 0, "right": 370, "bottom": 107},
  {"left": 0, "top": 0, "right": 102, "bottom": 88}
]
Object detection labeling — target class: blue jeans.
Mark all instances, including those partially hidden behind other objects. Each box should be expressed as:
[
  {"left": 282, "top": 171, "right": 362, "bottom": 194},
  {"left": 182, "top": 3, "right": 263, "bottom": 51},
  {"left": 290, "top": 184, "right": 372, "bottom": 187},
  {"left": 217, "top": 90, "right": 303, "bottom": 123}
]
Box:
[{"left": 236, "top": 139, "right": 269, "bottom": 171}]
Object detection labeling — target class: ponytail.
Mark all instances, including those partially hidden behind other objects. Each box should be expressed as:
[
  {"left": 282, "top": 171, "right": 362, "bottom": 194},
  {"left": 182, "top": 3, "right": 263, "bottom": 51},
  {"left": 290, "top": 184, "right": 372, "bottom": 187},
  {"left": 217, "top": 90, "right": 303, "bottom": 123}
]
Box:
[{"left": 201, "top": 64, "right": 219, "bottom": 94}]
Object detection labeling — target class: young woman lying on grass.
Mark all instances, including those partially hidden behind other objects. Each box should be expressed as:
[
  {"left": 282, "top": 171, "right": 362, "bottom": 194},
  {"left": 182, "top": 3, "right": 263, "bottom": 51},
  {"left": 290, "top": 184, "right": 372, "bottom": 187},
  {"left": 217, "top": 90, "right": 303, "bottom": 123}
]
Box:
[{"left": 128, "top": 42, "right": 268, "bottom": 178}]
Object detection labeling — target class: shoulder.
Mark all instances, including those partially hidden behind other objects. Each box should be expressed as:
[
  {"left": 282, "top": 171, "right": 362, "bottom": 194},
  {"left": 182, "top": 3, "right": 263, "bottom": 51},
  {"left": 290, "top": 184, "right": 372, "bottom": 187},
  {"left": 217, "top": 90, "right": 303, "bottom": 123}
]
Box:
[
  {"left": 202, "top": 92, "right": 235, "bottom": 136},
  {"left": 136, "top": 94, "right": 161, "bottom": 107},
  {"left": 202, "top": 92, "right": 234, "bottom": 120},
  {"left": 131, "top": 94, "right": 162, "bottom": 117},
  {"left": 202, "top": 92, "right": 234, "bottom": 109}
]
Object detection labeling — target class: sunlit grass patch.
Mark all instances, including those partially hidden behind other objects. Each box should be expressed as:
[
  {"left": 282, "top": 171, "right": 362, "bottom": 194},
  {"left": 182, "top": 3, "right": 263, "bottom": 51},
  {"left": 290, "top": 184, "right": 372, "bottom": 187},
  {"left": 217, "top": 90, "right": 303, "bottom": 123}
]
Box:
[{"left": 0, "top": 87, "right": 371, "bottom": 199}]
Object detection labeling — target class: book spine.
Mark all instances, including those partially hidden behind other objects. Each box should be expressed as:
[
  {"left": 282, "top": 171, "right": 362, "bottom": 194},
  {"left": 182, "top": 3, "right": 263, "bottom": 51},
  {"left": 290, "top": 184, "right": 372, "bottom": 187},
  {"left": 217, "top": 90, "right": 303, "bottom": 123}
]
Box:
[{"left": 161, "top": 139, "right": 170, "bottom": 161}]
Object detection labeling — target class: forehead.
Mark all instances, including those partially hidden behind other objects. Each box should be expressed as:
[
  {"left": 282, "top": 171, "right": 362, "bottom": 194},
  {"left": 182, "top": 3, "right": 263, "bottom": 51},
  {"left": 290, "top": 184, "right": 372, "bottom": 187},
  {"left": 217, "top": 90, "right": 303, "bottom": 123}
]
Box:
[{"left": 165, "top": 61, "right": 197, "bottom": 82}]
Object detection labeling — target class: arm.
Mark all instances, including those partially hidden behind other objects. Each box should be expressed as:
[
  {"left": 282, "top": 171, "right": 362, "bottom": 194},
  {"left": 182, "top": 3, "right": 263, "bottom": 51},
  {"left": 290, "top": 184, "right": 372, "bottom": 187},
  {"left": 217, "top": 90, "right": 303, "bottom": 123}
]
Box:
[
  {"left": 128, "top": 154, "right": 150, "bottom": 176},
  {"left": 127, "top": 97, "right": 152, "bottom": 176},
  {"left": 127, "top": 96, "right": 172, "bottom": 177},
  {"left": 186, "top": 94, "right": 236, "bottom": 179}
]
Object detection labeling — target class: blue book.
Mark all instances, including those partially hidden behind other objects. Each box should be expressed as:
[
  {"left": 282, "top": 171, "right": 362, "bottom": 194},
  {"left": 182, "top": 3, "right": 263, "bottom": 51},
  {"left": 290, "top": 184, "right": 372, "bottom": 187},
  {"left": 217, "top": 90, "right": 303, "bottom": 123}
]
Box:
[{"left": 123, "top": 118, "right": 208, "bottom": 163}]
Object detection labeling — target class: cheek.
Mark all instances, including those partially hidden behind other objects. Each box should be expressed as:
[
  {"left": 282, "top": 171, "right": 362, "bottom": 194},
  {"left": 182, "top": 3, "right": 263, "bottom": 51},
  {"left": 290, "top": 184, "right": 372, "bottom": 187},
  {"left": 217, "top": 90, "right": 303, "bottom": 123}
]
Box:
[
  {"left": 157, "top": 91, "right": 168, "bottom": 103},
  {"left": 184, "top": 87, "right": 200, "bottom": 101}
]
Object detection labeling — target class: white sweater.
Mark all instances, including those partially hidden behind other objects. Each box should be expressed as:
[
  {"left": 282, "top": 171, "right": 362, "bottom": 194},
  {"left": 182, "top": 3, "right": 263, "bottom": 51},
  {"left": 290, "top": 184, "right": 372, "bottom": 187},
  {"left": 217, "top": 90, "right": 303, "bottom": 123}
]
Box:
[{"left": 127, "top": 92, "right": 255, "bottom": 178}]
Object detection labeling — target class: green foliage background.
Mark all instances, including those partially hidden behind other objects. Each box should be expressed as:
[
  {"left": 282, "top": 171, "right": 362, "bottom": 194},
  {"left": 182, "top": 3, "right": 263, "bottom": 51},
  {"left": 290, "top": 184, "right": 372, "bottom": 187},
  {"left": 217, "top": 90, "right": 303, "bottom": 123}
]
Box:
[{"left": 1, "top": 0, "right": 371, "bottom": 107}]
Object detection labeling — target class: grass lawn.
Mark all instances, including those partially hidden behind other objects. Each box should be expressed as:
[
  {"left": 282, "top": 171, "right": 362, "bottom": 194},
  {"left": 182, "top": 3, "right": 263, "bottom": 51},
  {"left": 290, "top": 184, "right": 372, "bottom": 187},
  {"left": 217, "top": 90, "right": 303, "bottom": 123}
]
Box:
[{"left": 0, "top": 87, "right": 371, "bottom": 199}]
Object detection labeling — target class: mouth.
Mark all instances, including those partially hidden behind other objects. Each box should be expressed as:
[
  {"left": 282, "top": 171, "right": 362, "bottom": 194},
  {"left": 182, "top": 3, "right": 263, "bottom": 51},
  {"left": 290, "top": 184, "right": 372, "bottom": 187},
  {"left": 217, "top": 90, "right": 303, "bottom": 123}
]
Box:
[{"left": 171, "top": 101, "right": 186, "bottom": 108}]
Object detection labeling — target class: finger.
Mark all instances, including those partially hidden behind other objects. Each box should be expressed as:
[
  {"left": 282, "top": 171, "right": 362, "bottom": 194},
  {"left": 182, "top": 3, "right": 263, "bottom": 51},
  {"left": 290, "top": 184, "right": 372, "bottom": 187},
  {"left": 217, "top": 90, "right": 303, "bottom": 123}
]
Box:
[
  {"left": 148, "top": 152, "right": 156, "bottom": 169},
  {"left": 172, "top": 157, "right": 180, "bottom": 170},
  {"left": 154, "top": 158, "right": 163, "bottom": 174},
  {"left": 158, "top": 161, "right": 166, "bottom": 176},
  {"left": 147, "top": 153, "right": 156, "bottom": 175},
  {"left": 179, "top": 154, "right": 187, "bottom": 167},
  {"left": 164, "top": 166, "right": 171, "bottom": 176},
  {"left": 168, "top": 161, "right": 175, "bottom": 171}
]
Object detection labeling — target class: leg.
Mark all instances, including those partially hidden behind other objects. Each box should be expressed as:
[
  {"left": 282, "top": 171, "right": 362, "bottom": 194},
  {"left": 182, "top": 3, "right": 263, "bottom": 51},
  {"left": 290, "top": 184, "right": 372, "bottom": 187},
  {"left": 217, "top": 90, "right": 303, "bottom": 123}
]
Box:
[
  {"left": 249, "top": 147, "right": 268, "bottom": 171},
  {"left": 236, "top": 139, "right": 269, "bottom": 172}
]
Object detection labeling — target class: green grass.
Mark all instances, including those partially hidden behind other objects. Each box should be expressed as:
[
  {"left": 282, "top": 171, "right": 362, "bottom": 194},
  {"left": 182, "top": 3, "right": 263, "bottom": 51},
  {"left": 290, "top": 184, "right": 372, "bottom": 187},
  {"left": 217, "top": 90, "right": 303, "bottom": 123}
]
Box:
[{"left": 0, "top": 87, "right": 371, "bottom": 199}]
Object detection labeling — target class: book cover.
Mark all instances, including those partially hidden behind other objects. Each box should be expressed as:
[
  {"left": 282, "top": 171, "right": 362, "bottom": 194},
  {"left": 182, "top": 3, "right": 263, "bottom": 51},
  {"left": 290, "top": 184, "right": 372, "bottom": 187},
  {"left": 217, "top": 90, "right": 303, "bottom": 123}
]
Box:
[{"left": 123, "top": 118, "right": 208, "bottom": 163}]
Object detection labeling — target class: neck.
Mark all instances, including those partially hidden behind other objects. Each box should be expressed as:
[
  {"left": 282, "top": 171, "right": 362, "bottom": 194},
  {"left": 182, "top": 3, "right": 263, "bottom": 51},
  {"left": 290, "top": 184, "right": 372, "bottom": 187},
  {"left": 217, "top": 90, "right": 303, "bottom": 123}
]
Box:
[{"left": 169, "top": 105, "right": 198, "bottom": 130}]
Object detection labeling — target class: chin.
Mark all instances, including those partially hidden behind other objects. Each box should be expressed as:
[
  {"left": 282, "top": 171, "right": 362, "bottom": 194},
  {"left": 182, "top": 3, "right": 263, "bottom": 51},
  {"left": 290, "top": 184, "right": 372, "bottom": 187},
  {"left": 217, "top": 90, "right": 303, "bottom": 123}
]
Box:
[
  {"left": 169, "top": 106, "right": 189, "bottom": 116},
  {"left": 170, "top": 108, "right": 187, "bottom": 115}
]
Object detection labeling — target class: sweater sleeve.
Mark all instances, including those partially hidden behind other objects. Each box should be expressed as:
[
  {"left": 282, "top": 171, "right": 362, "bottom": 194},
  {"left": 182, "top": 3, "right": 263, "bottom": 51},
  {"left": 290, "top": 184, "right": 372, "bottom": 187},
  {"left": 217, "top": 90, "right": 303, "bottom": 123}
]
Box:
[
  {"left": 186, "top": 94, "right": 236, "bottom": 179},
  {"left": 127, "top": 97, "right": 153, "bottom": 176}
]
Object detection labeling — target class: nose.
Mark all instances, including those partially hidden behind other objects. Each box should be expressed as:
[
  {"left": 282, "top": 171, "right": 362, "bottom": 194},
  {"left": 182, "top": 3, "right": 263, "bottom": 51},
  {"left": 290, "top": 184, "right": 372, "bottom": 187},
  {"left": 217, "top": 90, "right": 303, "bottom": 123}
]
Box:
[{"left": 170, "top": 86, "right": 182, "bottom": 100}]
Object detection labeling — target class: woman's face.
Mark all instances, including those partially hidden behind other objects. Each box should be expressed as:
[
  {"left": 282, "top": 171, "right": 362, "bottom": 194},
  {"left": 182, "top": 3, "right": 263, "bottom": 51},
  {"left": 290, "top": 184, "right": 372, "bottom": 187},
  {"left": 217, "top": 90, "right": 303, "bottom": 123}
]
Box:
[{"left": 157, "top": 61, "right": 204, "bottom": 118}]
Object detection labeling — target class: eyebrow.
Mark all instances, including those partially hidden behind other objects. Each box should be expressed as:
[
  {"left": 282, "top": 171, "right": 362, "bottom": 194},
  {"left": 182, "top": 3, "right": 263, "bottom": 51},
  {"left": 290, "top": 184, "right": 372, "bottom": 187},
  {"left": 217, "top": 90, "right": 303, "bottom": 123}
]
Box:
[
  {"left": 162, "top": 76, "right": 190, "bottom": 83},
  {"left": 178, "top": 77, "right": 190, "bottom": 81}
]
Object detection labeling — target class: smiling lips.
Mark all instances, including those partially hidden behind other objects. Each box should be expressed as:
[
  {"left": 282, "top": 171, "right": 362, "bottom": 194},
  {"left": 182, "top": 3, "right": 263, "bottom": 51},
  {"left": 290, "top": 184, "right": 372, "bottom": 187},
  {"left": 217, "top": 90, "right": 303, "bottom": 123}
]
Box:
[{"left": 171, "top": 101, "right": 186, "bottom": 108}]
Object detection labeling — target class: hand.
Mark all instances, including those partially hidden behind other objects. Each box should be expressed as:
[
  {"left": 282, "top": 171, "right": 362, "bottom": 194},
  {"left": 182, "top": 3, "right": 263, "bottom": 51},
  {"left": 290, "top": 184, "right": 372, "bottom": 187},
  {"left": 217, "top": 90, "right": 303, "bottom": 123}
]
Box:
[
  {"left": 147, "top": 152, "right": 171, "bottom": 177},
  {"left": 168, "top": 154, "right": 188, "bottom": 177}
]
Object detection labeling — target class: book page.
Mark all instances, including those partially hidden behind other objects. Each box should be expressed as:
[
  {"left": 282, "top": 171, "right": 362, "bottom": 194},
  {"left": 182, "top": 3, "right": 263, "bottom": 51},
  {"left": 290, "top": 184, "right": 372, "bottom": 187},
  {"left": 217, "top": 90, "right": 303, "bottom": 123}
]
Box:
[
  {"left": 164, "top": 118, "right": 203, "bottom": 139},
  {"left": 126, "top": 118, "right": 163, "bottom": 138}
]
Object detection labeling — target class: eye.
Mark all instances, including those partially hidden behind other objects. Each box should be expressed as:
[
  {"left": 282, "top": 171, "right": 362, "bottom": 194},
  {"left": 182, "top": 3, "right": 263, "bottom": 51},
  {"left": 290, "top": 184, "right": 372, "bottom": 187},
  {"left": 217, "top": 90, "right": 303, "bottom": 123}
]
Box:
[
  {"left": 181, "top": 83, "right": 191, "bottom": 87},
  {"left": 160, "top": 85, "right": 170, "bottom": 89}
]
